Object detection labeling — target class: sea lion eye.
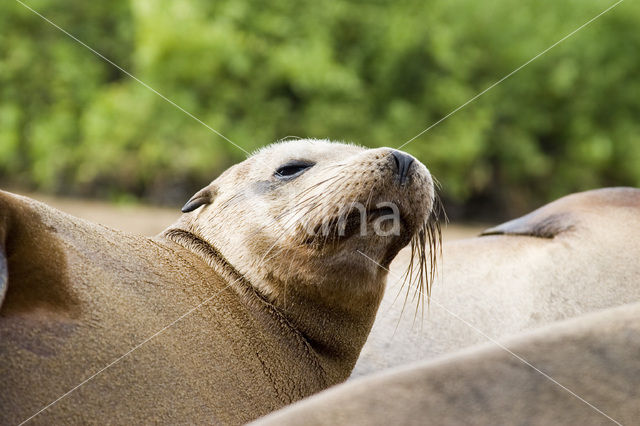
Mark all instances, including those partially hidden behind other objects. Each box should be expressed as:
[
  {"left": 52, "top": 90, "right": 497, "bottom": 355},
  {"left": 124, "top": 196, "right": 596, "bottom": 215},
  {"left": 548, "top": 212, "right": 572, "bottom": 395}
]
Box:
[{"left": 275, "top": 161, "right": 314, "bottom": 180}]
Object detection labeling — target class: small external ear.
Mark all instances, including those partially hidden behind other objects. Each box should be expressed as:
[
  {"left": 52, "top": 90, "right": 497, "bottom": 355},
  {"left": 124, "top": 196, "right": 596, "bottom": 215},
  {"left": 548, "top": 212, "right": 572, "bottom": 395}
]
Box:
[{"left": 181, "top": 186, "right": 216, "bottom": 213}]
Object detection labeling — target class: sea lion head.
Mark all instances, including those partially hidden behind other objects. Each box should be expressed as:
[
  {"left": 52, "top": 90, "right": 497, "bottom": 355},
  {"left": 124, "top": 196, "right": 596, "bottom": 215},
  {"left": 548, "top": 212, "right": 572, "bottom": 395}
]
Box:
[{"left": 167, "top": 139, "right": 439, "bottom": 308}]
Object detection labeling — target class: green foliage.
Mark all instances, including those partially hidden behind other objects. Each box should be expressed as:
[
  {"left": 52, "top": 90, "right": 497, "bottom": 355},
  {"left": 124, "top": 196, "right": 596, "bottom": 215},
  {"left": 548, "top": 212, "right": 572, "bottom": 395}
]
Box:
[{"left": 1, "top": 0, "right": 639, "bottom": 214}]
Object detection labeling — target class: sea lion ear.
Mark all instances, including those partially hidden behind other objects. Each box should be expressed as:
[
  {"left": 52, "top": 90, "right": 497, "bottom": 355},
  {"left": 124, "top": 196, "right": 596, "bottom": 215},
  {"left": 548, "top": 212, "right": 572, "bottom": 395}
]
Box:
[{"left": 181, "top": 186, "right": 217, "bottom": 213}]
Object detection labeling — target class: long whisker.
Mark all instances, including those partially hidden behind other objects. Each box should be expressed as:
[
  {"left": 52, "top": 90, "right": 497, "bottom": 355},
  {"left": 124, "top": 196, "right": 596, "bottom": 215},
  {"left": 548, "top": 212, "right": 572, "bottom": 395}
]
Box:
[{"left": 386, "top": 190, "right": 443, "bottom": 331}]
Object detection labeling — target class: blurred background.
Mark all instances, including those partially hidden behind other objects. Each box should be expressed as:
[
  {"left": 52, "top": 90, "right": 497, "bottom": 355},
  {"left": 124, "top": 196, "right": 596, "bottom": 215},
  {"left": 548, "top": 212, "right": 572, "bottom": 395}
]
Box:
[{"left": 1, "top": 0, "right": 638, "bottom": 225}]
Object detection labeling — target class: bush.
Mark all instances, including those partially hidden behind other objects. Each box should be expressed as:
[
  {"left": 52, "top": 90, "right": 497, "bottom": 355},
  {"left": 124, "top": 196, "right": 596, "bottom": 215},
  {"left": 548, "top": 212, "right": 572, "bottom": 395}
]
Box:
[{"left": 1, "top": 0, "right": 639, "bottom": 217}]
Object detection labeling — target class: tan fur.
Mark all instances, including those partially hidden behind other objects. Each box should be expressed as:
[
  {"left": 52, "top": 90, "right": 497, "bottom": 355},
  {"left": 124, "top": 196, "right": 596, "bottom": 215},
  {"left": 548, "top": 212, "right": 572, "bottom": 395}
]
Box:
[
  {"left": 354, "top": 187, "right": 640, "bottom": 377},
  {"left": 0, "top": 139, "right": 435, "bottom": 424},
  {"left": 254, "top": 301, "right": 640, "bottom": 425}
]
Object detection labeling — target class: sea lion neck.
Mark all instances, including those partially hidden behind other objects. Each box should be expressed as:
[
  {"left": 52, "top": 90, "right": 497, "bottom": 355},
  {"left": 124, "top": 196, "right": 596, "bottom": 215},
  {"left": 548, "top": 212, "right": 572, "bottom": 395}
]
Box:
[
  {"left": 161, "top": 226, "right": 383, "bottom": 382},
  {"left": 162, "top": 228, "right": 246, "bottom": 286},
  {"left": 267, "top": 273, "right": 387, "bottom": 383}
]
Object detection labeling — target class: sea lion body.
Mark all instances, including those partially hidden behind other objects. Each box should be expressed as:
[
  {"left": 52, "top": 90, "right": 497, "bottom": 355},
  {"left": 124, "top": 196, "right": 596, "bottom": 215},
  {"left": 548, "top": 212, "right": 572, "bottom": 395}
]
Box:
[
  {"left": 255, "top": 301, "right": 640, "bottom": 425},
  {"left": 354, "top": 187, "right": 640, "bottom": 377},
  {"left": 0, "top": 192, "right": 325, "bottom": 424},
  {"left": 0, "top": 140, "right": 437, "bottom": 424}
]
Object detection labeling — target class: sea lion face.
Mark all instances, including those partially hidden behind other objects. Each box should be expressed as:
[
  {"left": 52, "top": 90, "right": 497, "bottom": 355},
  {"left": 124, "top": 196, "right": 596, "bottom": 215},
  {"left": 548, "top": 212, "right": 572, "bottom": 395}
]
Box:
[{"left": 176, "top": 139, "right": 437, "bottom": 300}]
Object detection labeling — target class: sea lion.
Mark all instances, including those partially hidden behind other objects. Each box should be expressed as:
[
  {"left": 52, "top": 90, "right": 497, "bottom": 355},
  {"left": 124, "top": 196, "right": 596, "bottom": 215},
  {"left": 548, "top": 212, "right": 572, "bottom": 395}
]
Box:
[
  {"left": 0, "top": 139, "right": 438, "bottom": 424},
  {"left": 253, "top": 301, "right": 640, "bottom": 425},
  {"left": 353, "top": 187, "right": 640, "bottom": 377}
]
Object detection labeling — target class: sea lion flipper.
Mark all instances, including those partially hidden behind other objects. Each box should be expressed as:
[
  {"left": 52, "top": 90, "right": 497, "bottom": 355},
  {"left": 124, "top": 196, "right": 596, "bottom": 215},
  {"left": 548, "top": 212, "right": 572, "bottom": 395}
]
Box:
[
  {"left": 481, "top": 212, "right": 573, "bottom": 239},
  {"left": 0, "top": 190, "right": 80, "bottom": 314}
]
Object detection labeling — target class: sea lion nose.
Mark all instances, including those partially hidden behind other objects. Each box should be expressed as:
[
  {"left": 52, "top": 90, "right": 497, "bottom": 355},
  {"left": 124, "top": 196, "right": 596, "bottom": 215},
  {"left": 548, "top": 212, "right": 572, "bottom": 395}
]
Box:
[{"left": 391, "top": 150, "right": 415, "bottom": 185}]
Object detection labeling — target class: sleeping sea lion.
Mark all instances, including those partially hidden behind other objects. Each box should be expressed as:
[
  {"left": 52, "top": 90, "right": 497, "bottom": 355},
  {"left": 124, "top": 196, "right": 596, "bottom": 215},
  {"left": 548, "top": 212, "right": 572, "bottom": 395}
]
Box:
[
  {"left": 354, "top": 187, "right": 640, "bottom": 376},
  {"left": 0, "top": 139, "right": 439, "bottom": 424}
]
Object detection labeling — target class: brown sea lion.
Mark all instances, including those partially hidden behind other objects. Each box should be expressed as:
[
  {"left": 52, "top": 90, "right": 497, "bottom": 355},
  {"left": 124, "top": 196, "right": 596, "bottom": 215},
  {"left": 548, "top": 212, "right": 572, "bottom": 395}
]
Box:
[
  {"left": 254, "top": 301, "right": 640, "bottom": 425},
  {"left": 0, "top": 139, "right": 438, "bottom": 424},
  {"left": 354, "top": 187, "right": 640, "bottom": 377}
]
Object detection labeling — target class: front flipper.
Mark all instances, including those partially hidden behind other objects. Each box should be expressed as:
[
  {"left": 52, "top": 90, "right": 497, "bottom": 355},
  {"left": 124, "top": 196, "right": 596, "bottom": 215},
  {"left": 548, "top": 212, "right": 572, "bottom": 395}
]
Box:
[
  {"left": 480, "top": 187, "right": 640, "bottom": 239},
  {"left": 0, "top": 190, "right": 79, "bottom": 315},
  {"left": 481, "top": 211, "right": 574, "bottom": 239}
]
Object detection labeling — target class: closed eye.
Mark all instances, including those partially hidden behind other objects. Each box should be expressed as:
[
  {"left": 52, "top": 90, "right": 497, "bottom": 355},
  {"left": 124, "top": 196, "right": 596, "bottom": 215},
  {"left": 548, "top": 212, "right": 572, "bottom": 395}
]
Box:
[{"left": 275, "top": 161, "right": 314, "bottom": 179}]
